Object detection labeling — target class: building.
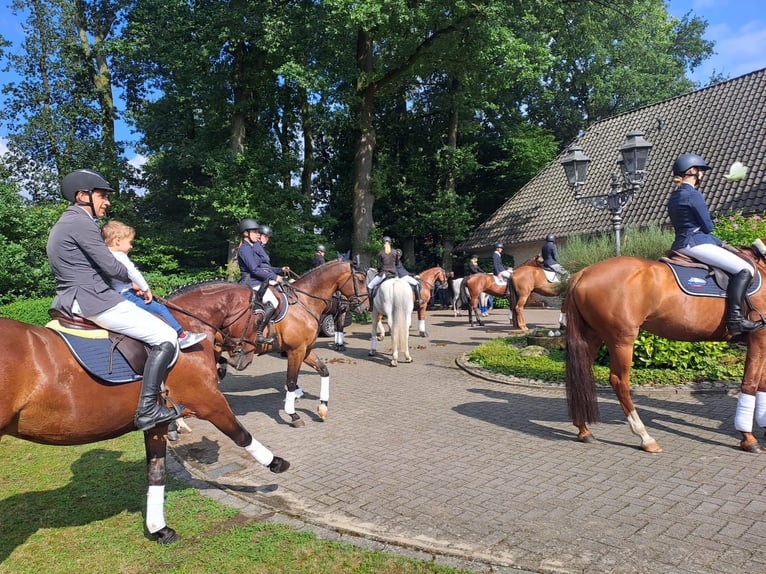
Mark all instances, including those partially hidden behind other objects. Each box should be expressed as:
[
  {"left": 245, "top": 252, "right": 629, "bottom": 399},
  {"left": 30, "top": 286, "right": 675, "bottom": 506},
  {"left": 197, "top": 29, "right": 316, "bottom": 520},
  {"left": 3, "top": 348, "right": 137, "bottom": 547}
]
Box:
[{"left": 457, "top": 68, "right": 766, "bottom": 265}]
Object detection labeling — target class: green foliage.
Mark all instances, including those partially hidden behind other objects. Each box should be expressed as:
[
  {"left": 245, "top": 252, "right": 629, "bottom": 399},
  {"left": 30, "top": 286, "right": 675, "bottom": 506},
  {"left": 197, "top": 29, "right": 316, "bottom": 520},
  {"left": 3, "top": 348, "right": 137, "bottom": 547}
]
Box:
[
  {"left": 713, "top": 211, "right": 766, "bottom": 246},
  {"left": 0, "top": 297, "right": 54, "bottom": 326},
  {"left": 469, "top": 334, "right": 744, "bottom": 386}
]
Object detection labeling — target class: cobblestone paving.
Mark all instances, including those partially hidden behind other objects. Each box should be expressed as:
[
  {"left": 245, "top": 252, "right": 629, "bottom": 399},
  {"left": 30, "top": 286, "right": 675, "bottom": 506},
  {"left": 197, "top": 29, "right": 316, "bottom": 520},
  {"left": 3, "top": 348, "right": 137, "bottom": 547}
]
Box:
[{"left": 168, "top": 307, "right": 766, "bottom": 574}]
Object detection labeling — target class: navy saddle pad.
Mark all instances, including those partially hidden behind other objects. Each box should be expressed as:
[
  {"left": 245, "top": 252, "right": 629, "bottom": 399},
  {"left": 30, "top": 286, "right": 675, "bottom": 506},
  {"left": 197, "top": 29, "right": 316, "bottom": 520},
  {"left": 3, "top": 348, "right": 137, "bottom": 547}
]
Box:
[{"left": 663, "top": 261, "right": 761, "bottom": 298}]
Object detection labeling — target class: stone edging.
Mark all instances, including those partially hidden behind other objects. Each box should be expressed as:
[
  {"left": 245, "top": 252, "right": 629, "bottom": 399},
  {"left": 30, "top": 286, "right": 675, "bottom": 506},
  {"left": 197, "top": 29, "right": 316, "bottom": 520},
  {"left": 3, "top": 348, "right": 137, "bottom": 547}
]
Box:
[{"left": 454, "top": 353, "right": 741, "bottom": 395}]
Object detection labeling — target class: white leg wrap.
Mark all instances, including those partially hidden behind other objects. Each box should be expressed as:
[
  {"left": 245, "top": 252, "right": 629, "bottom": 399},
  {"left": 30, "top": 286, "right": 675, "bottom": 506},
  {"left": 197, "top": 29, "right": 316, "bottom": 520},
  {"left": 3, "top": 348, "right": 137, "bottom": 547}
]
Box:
[
  {"left": 146, "top": 485, "right": 166, "bottom": 534},
  {"left": 284, "top": 390, "right": 297, "bottom": 414},
  {"left": 418, "top": 319, "right": 425, "bottom": 332},
  {"left": 627, "top": 409, "right": 654, "bottom": 445},
  {"left": 338, "top": 331, "right": 344, "bottom": 344},
  {"left": 320, "top": 376, "right": 330, "bottom": 402},
  {"left": 370, "top": 335, "right": 377, "bottom": 350},
  {"left": 735, "top": 393, "right": 756, "bottom": 433},
  {"left": 756, "top": 392, "right": 766, "bottom": 427},
  {"left": 294, "top": 385, "right": 304, "bottom": 398},
  {"left": 245, "top": 437, "right": 274, "bottom": 466},
  {"left": 559, "top": 312, "right": 567, "bottom": 326}
]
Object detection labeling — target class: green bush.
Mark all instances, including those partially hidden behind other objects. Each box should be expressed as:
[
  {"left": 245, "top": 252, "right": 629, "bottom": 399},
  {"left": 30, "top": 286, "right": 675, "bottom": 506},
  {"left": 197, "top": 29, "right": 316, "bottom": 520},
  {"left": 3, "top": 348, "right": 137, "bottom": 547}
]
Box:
[
  {"left": 713, "top": 211, "right": 766, "bottom": 245},
  {"left": 0, "top": 297, "right": 55, "bottom": 326}
]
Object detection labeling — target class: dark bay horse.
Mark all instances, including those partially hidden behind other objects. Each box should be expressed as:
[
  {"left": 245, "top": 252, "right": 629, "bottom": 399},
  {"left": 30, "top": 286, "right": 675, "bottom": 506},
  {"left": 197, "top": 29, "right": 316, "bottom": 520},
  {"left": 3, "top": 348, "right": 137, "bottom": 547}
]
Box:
[
  {"left": 413, "top": 266, "right": 448, "bottom": 337},
  {"left": 506, "top": 256, "right": 565, "bottom": 330},
  {"left": 218, "top": 259, "right": 368, "bottom": 428},
  {"left": 0, "top": 281, "right": 290, "bottom": 543},
  {"left": 565, "top": 249, "right": 766, "bottom": 453}
]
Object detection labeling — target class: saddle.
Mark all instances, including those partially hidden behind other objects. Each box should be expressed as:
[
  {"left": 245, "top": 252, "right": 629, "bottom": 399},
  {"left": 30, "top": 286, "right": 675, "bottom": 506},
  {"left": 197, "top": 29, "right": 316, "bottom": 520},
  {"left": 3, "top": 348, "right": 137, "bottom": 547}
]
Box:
[
  {"left": 46, "top": 309, "right": 150, "bottom": 384},
  {"left": 659, "top": 247, "right": 761, "bottom": 298},
  {"left": 253, "top": 285, "right": 290, "bottom": 322}
]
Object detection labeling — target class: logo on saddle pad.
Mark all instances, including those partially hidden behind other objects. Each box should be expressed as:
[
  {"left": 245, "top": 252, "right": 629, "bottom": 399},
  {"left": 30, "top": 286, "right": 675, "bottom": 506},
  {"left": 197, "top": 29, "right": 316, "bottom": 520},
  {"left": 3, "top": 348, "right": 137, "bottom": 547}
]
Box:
[{"left": 662, "top": 261, "right": 761, "bottom": 298}]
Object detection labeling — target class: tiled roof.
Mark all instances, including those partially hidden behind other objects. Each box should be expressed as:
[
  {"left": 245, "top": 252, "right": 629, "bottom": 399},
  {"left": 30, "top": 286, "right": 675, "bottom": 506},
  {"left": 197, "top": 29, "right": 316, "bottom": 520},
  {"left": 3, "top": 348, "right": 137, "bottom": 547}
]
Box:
[{"left": 458, "top": 67, "right": 766, "bottom": 253}]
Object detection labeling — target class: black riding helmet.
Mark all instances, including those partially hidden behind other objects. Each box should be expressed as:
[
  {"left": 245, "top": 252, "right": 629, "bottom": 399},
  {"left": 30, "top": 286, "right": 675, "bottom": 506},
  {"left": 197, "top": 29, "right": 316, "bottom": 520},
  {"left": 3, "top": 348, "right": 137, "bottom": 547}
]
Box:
[
  {"left": 60, "top": 169, "right": 115, "bottom": 203},
  {"left": 672, "top": 153, "right": 710, "bottom": 176},
  {"left": 259, "top": 224, "right": 273, "bottom": 237},
  {"left": 546, "top": 235, "right": 556, "bottom": 242},
  {"left": 238, "top": 218, "right": 260, "bottom": 234}
]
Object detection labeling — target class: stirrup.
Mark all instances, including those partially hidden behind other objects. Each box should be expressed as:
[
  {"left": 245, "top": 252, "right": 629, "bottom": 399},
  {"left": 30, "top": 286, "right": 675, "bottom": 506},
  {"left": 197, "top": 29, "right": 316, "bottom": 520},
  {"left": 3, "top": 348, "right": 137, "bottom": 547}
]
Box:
[{"left": 256, "top": 332, "right": 275, "bottom": 344}]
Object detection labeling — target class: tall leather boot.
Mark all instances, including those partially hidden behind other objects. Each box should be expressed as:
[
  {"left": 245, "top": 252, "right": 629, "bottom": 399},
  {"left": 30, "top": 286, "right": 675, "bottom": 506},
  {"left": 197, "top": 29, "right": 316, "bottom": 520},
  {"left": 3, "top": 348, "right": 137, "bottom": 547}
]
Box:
[
  {"left": 726, "top": 269, "right": 766, "bottom": 337},
  {"left": 256, "top": 302, "right": 277, "bottom": 344},
  {"left": 135, "top": 341, "right": 183, "bottom": 431},
  {"left": 414, "top": 283, "right": 424, "bottom": 305}
]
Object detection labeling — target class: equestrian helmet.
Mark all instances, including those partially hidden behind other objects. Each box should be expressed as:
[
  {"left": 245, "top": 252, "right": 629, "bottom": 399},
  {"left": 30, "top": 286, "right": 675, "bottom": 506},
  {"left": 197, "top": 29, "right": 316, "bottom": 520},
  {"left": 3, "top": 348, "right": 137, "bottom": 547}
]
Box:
[
  {"left": 317, "top": 244, "right": 326, "bottom": 252},
  {"left": 546, "top": 234, "right": 556, "bottom": 242},
  {"left": 259, "top": 224, "right": 273, "bottom": 237},
  {"left": 61, "top": 169, "right": 115, "bottom": 203},
  {"left": 494, "top": 243, "right": 504, "bottom": 249},
  {"left": 395, "top": 248, "right": 402, "bottom": 257},
  {"left": 382, "top": 236, "right": 392, "bottom": 244},
  {"left": 672, "top": 153, "right": 710, "bottom": 176},
  {"left": 238, "top": 218, "right": 260, "bottom": 234}
]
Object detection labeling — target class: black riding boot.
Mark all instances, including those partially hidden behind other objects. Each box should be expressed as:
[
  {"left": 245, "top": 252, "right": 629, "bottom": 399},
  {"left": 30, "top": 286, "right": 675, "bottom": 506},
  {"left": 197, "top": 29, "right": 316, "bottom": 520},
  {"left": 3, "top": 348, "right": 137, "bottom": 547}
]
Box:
[
  {"left": 414, "top": 283, "right": 424, "bottom": 305},
  {"left": 256, "top": 302, "right": 277, "bottom": 344},
  {"left": 135, "top": 341, "right": 183, "bottom": 431},
  {"left": 726, "top": 269, "right": 766, "bottom": 337}
]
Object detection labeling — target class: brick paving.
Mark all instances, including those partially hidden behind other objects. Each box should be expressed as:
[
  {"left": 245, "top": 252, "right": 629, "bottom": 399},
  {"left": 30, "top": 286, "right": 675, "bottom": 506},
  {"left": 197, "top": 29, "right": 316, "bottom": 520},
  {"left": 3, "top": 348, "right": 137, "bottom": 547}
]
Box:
[{"left": 168, "top": 306, "right": 766, "bottom": 574}]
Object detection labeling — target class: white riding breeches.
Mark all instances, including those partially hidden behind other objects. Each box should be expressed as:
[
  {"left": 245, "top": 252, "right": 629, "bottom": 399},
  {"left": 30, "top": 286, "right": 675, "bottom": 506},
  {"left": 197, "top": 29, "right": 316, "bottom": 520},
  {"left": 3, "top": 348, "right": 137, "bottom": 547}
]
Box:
[
  {"left": 402, "top": 275, "right": 419, "bottom": 287},
  {"left": 368, "top": 274, "right": 385, "bottom": 289},
  {"left": 81, "top": 299, "right": 178, "bottom": 347},
  {"left": 679, "top": 244, "right": 754, "bottom": 276},
  {"left": 252, "top": 282, "right": 279, "bottom": 307}
]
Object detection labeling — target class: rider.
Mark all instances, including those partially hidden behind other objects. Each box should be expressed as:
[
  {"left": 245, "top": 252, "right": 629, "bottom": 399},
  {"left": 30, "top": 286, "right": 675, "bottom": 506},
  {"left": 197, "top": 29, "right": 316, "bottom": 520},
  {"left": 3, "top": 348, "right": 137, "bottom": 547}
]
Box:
[
  {"left": 667, "top": 153, "right": 765, "bottom": 338},
  {"left": 236, "top": 218, "right": 262, "bottom": 287},
  {"left": 492, "top": 243, "right": 513, "bottom": 281},
  {"left": 251, "top": 224, "right": 290, "bottom": 344},
  {"left": 367, "top": 236, "right": 398, "bottom": 290},
  {"left": 311, "top": 244, "right": 327, "bottom": 269},
  {"left": 47, "top": 169, "right": 183, "bottom": 431},
  {"left": 541, "top": 234, "right": 569, "bottom": 278},
  {"left": 467, "top": 254, "right": 490, "bottom": 316},
  {"left": 395, "top": 248, "right": 424, "bottom": 305}
]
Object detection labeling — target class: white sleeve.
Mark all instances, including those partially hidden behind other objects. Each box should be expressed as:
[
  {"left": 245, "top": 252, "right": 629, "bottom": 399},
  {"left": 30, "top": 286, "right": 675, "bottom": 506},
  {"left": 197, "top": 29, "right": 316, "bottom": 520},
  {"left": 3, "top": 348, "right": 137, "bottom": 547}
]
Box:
[{"left": 110, "top": 250, "right": 150, "bottom": 291}]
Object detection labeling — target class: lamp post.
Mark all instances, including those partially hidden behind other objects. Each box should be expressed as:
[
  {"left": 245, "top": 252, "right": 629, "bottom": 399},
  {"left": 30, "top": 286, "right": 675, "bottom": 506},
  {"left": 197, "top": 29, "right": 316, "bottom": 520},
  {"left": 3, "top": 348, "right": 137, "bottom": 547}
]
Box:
[{"left": 561, "top": 130, "right": 652, "bottom": 256}]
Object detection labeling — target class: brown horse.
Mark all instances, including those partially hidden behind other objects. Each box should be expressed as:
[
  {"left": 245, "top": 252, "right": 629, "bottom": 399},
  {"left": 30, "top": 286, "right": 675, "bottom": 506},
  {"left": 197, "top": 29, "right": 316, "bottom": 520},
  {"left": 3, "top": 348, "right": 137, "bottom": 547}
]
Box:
[
  {"left": 460, "top": 272, "right": 512, "bottom": 327},
  {"left": 506, "top": 255, "right": 565, "bottom": 330},
  {"left": 0, "top": 281, "right": 290, "bottom": 543},
  {"left": 413, "top": 266, "right": 448, "bottom": 337},
  {"left": 565, "top": 249, "right": 766, "bottom": 453},
  {"left": 219, "top": 259, "right": 369, "bottom": 428}
]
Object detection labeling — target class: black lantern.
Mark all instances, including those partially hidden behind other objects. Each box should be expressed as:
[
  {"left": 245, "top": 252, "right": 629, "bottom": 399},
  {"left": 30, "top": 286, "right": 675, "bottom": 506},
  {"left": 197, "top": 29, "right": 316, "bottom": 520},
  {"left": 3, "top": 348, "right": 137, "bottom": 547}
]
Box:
[{"left": 561, "top": 131, "right": 652, "bottom": 256}]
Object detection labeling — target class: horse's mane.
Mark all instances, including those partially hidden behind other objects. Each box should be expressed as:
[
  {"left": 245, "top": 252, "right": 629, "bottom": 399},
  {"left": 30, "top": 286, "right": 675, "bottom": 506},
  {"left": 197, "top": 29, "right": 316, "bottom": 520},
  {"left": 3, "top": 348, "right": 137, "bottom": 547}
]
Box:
[
  {"left": 520, "top": 255, "right": 542, "bottom": 267},
  {"left": 297, "top": 259, "right": 345, "bottom": 280},
  {"left": 166, "top": 278, "right": 233, "bottom": 299}
]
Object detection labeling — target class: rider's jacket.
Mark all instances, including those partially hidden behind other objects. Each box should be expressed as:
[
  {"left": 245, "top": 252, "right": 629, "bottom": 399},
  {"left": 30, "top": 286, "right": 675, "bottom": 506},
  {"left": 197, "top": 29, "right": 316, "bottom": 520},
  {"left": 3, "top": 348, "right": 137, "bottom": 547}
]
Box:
[
  {"left": 541, "top": 241, "right": 559, "bottom": 268},
  {"left": 668, "top": 182, "right": 722, "bottom": 250},
  {"left": 377, "top": 249, "right": 398, "bottom": 278}
]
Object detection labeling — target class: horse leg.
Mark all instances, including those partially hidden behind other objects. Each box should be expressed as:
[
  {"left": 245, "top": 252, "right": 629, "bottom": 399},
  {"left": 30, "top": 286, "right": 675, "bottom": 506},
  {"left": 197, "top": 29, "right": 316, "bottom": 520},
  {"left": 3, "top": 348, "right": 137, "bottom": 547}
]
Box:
[
  {"left": 284, "top": 350, "right": 306, "bottom": 428},
  {"left": 143, "top": 428, "right": 178, "bottom": 543},
  {"left": 609, "top": 344, "right": 662, "bottom": 453},
  {"left": 301, "top": 350, "right": 331, "bottom": 421},
  {"left": 736, "top": 384, "right": 763, "bottom": 453},
  {"left": 369, "top": 312, "right": 380, "bottom": 356},
  {"left": 417, "top": 304, "right": 427, "bottom": 338},
  {"left": 514, "top": 291, "right": 530, "bottom": 331}
]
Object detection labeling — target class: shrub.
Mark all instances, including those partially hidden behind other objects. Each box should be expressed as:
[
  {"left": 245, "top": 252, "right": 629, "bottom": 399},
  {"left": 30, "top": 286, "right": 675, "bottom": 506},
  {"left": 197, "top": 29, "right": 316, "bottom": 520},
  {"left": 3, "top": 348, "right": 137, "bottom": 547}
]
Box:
[
  {"left": 713, "top": 211, "right": 766, "bottom": 246},
  {"left": 0, "top": 297, "right": 54, "bottom": 326}
]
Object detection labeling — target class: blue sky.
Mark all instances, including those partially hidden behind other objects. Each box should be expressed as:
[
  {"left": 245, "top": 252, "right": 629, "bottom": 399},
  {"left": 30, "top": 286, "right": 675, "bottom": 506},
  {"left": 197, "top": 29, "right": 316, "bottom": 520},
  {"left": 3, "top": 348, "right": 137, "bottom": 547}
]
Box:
[{"left": 1, "top": 0, "right": 766, "bottom": 160}]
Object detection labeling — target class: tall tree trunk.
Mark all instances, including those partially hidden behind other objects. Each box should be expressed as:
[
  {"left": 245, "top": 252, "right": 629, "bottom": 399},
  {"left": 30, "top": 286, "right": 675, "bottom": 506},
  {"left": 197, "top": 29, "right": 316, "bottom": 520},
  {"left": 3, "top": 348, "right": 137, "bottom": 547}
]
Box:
[
  {"left": 352, "top": 30, "right": 377, "bottom": 267},
  {"left": 299, "top": 87, "right": 314, "bottom": 210},
  {"left": 441, "top": 77, "right": 460, "bottom": 272}
]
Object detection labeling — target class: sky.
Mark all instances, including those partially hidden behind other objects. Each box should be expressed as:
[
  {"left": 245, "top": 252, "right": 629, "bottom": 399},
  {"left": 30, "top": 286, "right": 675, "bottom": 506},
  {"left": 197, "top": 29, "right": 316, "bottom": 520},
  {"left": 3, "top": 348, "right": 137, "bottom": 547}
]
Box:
[{"left": 1, "top": 0, "right": 766, "bottom": 162}]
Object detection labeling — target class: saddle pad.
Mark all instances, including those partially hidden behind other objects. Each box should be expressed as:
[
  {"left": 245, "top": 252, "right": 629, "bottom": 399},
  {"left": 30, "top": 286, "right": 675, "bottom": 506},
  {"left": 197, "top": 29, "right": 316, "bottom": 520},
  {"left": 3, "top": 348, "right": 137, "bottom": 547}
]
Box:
[
  {"left": 254, "top": 290, "right": 289, "bottom": 323},
  {"left": 663, "top": 261, "right": 762, "bottom": 298},
  {"left": 47, "top": 321, "right": 141, "bottom": 384},
  {"left": 543, "top": 269, "right": 561, "bottom": 283}
]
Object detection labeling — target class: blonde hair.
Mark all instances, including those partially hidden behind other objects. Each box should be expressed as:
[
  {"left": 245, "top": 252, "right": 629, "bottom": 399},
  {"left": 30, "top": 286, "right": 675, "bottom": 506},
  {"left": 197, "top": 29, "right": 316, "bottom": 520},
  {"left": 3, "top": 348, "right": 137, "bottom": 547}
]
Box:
[{"left": 101, "top": 220, "right": 135, "bottom": 246}]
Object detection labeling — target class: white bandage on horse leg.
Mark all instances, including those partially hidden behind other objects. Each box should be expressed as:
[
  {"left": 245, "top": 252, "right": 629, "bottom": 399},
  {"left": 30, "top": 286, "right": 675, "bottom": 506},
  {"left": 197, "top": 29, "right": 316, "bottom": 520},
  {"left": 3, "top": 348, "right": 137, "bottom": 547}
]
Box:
[
  {"left": 627, "top": 409, "right": 654, "bottom": 445},
  {"left": 370, "top": 335, "right": 377, "bottom": 351},
  {"left": 146, "top": 485, "right": 166, "bottom": 533},
  {"left": 320, "top": 376, "right": 330, "bottom": 402},
  {"left": 418, "top": 319, "right": 425, "bottom": 332},
  {"left": 284, "top": 390, "right": 297, "bottom": 414},
  {"left": 335, "top": 331, "right": 344, "bottom": 345},
  {"left": 559, "top": 312, "right": 567, "bottom": 326},
  {"left": 245, "top": 437, "right": 274, "bottom": 466},
  {"left": 735, "top": 393, "right": 756, "bottom": 433},
  {"left": 756, "top": 392, "right": 766, "bottom": 427}
]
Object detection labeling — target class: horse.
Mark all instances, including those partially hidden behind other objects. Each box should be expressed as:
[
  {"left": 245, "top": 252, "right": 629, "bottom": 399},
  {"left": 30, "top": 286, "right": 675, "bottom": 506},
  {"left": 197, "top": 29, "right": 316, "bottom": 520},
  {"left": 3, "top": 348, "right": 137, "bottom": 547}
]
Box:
[
  {"left": 206, "top": 259, "right": 369, "bottom": 428},
  {"left": 565, "top": 247, "right": 766, "bottom": 453},
  {"left": 451, "top": 277, "right": 490, "bottom": 317},
  {"left": 0, "top": 281, "right": 291, "bottom": 544},
  {"left": 505, "top": 255, "right": 565, "bottom": 330},
  {"left": 368, "top": 276, "right": 414, "bottom": 366},
  {"left": 460, "top": 272, "right": 514, "bottom": 327},
  {"left": 412, "top": 266, "right": 448, "bottom": 337}
]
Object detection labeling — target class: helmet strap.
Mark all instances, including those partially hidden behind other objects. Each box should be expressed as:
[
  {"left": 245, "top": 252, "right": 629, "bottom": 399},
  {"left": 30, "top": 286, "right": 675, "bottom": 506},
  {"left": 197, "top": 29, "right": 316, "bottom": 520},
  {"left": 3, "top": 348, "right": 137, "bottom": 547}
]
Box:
[{"left": 74, "top": 190, "right": 97, "bottom": 217}]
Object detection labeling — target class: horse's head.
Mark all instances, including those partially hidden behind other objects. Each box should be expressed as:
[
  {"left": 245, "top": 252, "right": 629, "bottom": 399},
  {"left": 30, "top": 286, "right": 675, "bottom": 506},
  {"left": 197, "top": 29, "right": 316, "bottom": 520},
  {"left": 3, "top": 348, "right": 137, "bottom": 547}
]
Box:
[{"left": 341, "top": 259, "right": 370, "bottom": 314}]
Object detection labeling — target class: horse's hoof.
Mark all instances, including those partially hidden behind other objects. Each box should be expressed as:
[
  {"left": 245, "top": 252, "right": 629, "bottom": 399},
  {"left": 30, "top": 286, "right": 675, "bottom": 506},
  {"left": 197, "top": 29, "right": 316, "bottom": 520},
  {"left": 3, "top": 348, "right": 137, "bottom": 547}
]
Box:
[
  {"left": 368, "top": 350, "right": 376, "bottom": 356},
  {"left": 390, "top": 360, "right": 398, "bottom": 367},
  {"left": 419, "top": 331, "right": 427, "bottom": 338},
  {"left": 154, "top": 526, "right": 178, "bottom": 544},
  {"left": 317, "top": 402, "right": 328, "bottom": 420},
  {"left": 167, "top": 429, "right": 179, "bottom": 442},
  {"left": 740, "top": 441, "right": 764, "bottom": 453},
  {"left": 336, "top": 344, "right": 346, "bottom": 352},
  {"left": 641, "top": 440, "right": 663, "bottom": 454},
  {"left": 577, "top": 433, "right": 596, "bottom": 444},
  {"left": 289, "top": 414, "right": 305, "bottom": 428},
  {"left": 269, "top": 456, "right": 290, "bottom": 473}
]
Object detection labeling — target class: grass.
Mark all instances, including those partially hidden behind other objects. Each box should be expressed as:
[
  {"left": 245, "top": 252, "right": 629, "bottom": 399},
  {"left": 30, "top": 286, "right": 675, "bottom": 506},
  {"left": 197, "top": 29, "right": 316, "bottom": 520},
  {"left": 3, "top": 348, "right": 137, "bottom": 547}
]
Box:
[
  {"left": 0, "top": 434, "right": 474, "bottom": 574},
  {"left": 467, "top": 335, "right": 744, "bottom": 386}
]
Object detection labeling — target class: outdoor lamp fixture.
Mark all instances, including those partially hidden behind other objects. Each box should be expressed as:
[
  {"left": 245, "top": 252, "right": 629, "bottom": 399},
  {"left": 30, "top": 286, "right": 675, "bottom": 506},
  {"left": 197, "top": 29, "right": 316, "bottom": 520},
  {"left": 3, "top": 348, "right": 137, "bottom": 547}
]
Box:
[{"left": 560, "top": 130, "right": 652, "bottom": 256}]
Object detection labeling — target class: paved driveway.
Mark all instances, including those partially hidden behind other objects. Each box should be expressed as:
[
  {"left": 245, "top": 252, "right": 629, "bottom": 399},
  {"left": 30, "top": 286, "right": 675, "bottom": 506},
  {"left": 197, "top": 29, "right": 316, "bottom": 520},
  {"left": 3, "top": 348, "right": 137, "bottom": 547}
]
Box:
[{"left": 169, "top": 307, "right": 766, "bottom": 574}]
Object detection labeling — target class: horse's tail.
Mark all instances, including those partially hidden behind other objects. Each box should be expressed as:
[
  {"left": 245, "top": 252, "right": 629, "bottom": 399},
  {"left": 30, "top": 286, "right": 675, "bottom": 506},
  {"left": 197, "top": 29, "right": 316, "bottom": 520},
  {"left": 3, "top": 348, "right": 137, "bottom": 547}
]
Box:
[
  {"left": 459, "top": 277, "right": 469, "bottom": 306},
  {"left": 391, "top": 280, "right": 412, "bottom": 352},
  {"left": 564, "top": 274, "right": 600, "bottom": 426},
  {"left": 506, "top": 275, "right": 520, "bottom": 329}
]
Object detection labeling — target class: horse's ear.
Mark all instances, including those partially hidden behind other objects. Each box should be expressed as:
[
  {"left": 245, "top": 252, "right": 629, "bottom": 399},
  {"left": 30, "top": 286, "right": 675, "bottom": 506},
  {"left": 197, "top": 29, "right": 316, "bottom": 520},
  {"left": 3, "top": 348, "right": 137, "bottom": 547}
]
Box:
[{"left": 353, "top": 254, "right": 361, "bottom": 270}]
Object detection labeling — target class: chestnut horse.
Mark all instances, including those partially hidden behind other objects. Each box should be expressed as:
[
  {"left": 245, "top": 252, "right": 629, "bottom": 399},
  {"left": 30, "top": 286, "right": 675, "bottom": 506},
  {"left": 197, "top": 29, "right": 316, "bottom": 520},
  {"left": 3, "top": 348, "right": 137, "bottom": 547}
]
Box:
[
  {"left": 461, "top": 257, "right": 563, "bottom": 330},
  {"left": 0, "top": 281, "right": 290, "bottom": 543},
  {"left": 211, "top": 259, "right": 368, "bottom": 428},
  {"left": 413, "top": 266, "right": 448, "bottom": 337},
  {"left": 565, "top": 249, "right": 766, "bottom": 453}
]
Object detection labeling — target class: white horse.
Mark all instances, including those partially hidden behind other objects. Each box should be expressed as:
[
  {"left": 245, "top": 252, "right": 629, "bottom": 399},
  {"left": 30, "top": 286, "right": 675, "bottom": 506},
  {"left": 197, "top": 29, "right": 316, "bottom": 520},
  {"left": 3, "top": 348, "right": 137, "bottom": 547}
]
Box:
[
  {"left": 451, "top": 277, "right": 489, "bottom": 317},
  {"left": 368, "top": 276, "right": 413, "bottom": 366}
]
